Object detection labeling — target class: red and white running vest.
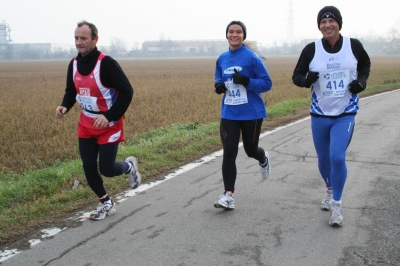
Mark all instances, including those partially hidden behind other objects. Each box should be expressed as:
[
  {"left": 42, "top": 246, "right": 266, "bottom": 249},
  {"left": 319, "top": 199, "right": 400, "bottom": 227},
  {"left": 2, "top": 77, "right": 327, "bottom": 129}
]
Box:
[{"left": 73, "top": 53, "right": 119, "bottom": 128}]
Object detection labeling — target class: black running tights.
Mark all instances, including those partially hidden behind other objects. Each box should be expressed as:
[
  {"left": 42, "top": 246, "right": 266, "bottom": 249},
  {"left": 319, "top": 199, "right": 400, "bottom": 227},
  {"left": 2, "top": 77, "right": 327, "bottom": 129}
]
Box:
[
  {"left": 78, "top": 137, "right": 129, "bottom": 198},
  {"left": 219, "top": 118, "right": 266, "bottom": 193}
]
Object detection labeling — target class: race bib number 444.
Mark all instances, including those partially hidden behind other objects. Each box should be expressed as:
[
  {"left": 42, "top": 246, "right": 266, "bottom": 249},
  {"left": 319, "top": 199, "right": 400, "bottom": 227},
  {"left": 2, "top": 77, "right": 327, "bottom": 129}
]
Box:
[
  {"left": 319, "top": 69, "right": 350, "bottom": 98},
  {"left": 223, "top": 79, "right": 248, "bottom": 105}
]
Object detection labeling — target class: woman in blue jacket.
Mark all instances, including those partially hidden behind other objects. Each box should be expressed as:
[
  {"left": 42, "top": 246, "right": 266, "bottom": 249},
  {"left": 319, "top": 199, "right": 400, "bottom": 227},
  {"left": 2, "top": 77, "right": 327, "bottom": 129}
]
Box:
[{"left": 214, "top": 21, "right": 273, "bottom": 210}]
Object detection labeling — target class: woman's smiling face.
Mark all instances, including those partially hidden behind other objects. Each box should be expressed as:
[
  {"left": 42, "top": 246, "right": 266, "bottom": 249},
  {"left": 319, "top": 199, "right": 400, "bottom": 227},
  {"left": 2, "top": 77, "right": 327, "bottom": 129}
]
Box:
[{"left": 227, "top": 24, "right": 244, "bottom": 50}]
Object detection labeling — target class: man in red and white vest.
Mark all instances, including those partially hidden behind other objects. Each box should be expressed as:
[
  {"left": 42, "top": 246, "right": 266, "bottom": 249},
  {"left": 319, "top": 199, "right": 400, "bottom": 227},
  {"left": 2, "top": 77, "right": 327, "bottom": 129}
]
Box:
[{"left": 55, "top": 20, "right": 141, "bottom": 221}]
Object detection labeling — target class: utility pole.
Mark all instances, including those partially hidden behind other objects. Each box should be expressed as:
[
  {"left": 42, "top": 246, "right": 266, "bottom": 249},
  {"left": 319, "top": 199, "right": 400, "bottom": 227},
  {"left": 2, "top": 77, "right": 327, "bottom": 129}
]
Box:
[{"left": 0, "top": 20, "right": 14, "bottom": 59}]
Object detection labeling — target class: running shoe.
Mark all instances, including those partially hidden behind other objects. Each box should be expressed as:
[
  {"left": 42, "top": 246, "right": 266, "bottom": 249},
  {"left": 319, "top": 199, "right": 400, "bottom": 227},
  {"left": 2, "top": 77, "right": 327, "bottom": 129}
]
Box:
[
  {"left": 329, "top": 200, "right": 343, "bottom": 226},
  {"left": 214, "top": 192, "right": 235, "bottom": 210},
  {"left": 321, "top": 189, "right": 333, "bottom": 211},
  {"left": 89, "top": 200, "right": 116, "bottom": 221},
  {"left": 260, "top": 151, "right": 271, "bottom": 179},
  {"left": 125, "top": 156, "right": 142, "bottom": 189}
]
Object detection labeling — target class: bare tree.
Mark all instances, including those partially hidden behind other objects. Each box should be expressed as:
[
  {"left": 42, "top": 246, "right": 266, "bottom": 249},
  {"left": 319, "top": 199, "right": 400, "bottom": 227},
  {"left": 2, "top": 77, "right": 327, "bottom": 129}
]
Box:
[
  {"left": 387, "top": 26, "right": 398, "bottom": 42},
  {"left": 396, "top": 17, "right": 400, "bottom": 37},
  {"left": 133, "top": 41, "right": 139, "bottom": 51},
  {"left": 110, "top": 37, "right": 128, "bottom": 54}
]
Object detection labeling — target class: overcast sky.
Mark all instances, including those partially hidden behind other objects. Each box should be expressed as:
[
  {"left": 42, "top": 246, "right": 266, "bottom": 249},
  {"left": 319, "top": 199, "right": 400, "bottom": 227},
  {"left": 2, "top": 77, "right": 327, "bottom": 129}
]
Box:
[{"left": 1, "top": 0, "right": 399, "bottom": 49}]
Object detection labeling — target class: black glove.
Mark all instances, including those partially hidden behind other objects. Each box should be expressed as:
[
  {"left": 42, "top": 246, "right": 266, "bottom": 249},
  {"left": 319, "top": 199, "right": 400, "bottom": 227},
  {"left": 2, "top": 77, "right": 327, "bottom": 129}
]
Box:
[
  {"left": 232, "top": 69, "right": 250, "bottom": 86},
  {"left": 215, "top": 83, "right": 227, "bottom": 94},
  {"left": 303, "top": 71, "right": 319, "bottom": 88},
  {"left": 348, "top": 79, "right": 366, "bottom": 94}
]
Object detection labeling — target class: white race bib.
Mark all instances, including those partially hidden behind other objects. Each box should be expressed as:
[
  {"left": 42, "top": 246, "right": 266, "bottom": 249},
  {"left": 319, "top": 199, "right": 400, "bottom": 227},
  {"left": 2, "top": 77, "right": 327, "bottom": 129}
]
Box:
[
  {"left": 223, "top": 79, "right": 248, "bottom": 105},
  {"left": 76, "top": 94, "right": 100, "bottom": 112},
  {"left": 318, "top": 69, "right": 350, "bottom": 98}
]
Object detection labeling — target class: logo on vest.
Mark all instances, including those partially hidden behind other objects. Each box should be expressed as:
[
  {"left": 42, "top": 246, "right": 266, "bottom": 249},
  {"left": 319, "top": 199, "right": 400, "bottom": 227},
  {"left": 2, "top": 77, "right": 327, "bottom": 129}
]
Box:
[
  {"left": 79, "top": 88, "right": 91, "bottom": 96},
  {"left": 326, "top": 63, "right": 340, "bottom": 70}
]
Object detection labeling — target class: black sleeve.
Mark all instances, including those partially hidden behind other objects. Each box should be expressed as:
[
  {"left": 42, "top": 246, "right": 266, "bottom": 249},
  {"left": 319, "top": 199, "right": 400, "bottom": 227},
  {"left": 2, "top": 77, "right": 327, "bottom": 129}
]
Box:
[
  {"left": 100, "top": 56, "right": 134, "bottom": 122},
  {"left": 292, "top": 42, "right": 315, "bottom": 87},
  {"left": 350, "top": 38, "right": 371, "bottom": 83},
  {"left": 60, "top": 59, "right": 77, "bottom": 111}
]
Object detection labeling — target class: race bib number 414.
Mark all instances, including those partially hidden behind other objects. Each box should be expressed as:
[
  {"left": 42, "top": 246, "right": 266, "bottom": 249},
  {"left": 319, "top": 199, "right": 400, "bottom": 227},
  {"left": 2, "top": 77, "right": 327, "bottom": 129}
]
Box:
[{"left": 319, "top": 69, "right": 350, "bottom": 98}]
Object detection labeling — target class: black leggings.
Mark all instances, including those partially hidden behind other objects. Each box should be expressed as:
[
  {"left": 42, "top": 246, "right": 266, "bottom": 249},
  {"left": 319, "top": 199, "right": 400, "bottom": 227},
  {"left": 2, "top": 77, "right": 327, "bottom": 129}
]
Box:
[
  {"left": 220, "top": 118, "right": 266, "bottom": 193},
  {"left": 79, "top": 138, "right": 129, "bottom": 198}
]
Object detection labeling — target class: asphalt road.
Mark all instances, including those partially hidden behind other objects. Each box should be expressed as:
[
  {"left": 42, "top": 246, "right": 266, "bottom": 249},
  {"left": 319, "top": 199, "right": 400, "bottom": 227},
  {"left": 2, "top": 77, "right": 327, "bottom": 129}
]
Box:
[{"left": 2, "top": 90, "right": 400, "bottom": 266}]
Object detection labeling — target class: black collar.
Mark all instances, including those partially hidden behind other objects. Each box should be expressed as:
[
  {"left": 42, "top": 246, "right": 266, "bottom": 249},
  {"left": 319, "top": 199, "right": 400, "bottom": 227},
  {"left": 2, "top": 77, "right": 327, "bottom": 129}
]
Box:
[{"left": 321, "top": 35, "right": 343, "bottom": 53}]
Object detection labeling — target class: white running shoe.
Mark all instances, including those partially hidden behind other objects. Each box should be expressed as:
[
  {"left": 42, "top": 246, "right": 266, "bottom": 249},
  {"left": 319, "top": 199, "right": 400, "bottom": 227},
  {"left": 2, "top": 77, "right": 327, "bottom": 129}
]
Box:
[
  {"left": 260, "top": 151, "right": 271, "bottom": 179},
  {"left": 329, "top": 200, "right": 343, "bottom": 226},
  {"left": 89, "top": 200, "right": 116, "bottom": 221},
  {"left": 321, "top": 190, "right": 333, "bottom": 211},
  {"left": 214, "top": 192, "right": 235, "bottom": 210},
  {"left": 125, "top": 156, "right": 142, "bottom": 189}
]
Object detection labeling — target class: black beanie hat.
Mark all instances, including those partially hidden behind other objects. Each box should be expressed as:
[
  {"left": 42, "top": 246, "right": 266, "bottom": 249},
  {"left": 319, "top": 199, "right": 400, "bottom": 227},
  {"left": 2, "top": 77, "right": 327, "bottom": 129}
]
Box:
[
  {"left": 317, "top": 6, "right": 342, "bottom": 30},
  {"left": 226, "top": 21, "right": 247, "bottom": 40}
]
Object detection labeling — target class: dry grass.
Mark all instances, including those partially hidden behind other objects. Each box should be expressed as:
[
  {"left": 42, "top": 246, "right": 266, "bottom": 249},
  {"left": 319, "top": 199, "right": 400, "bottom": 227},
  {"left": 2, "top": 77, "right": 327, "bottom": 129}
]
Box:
[{"left": 0, "top": 56, "right": 399, "bottom": 173}]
